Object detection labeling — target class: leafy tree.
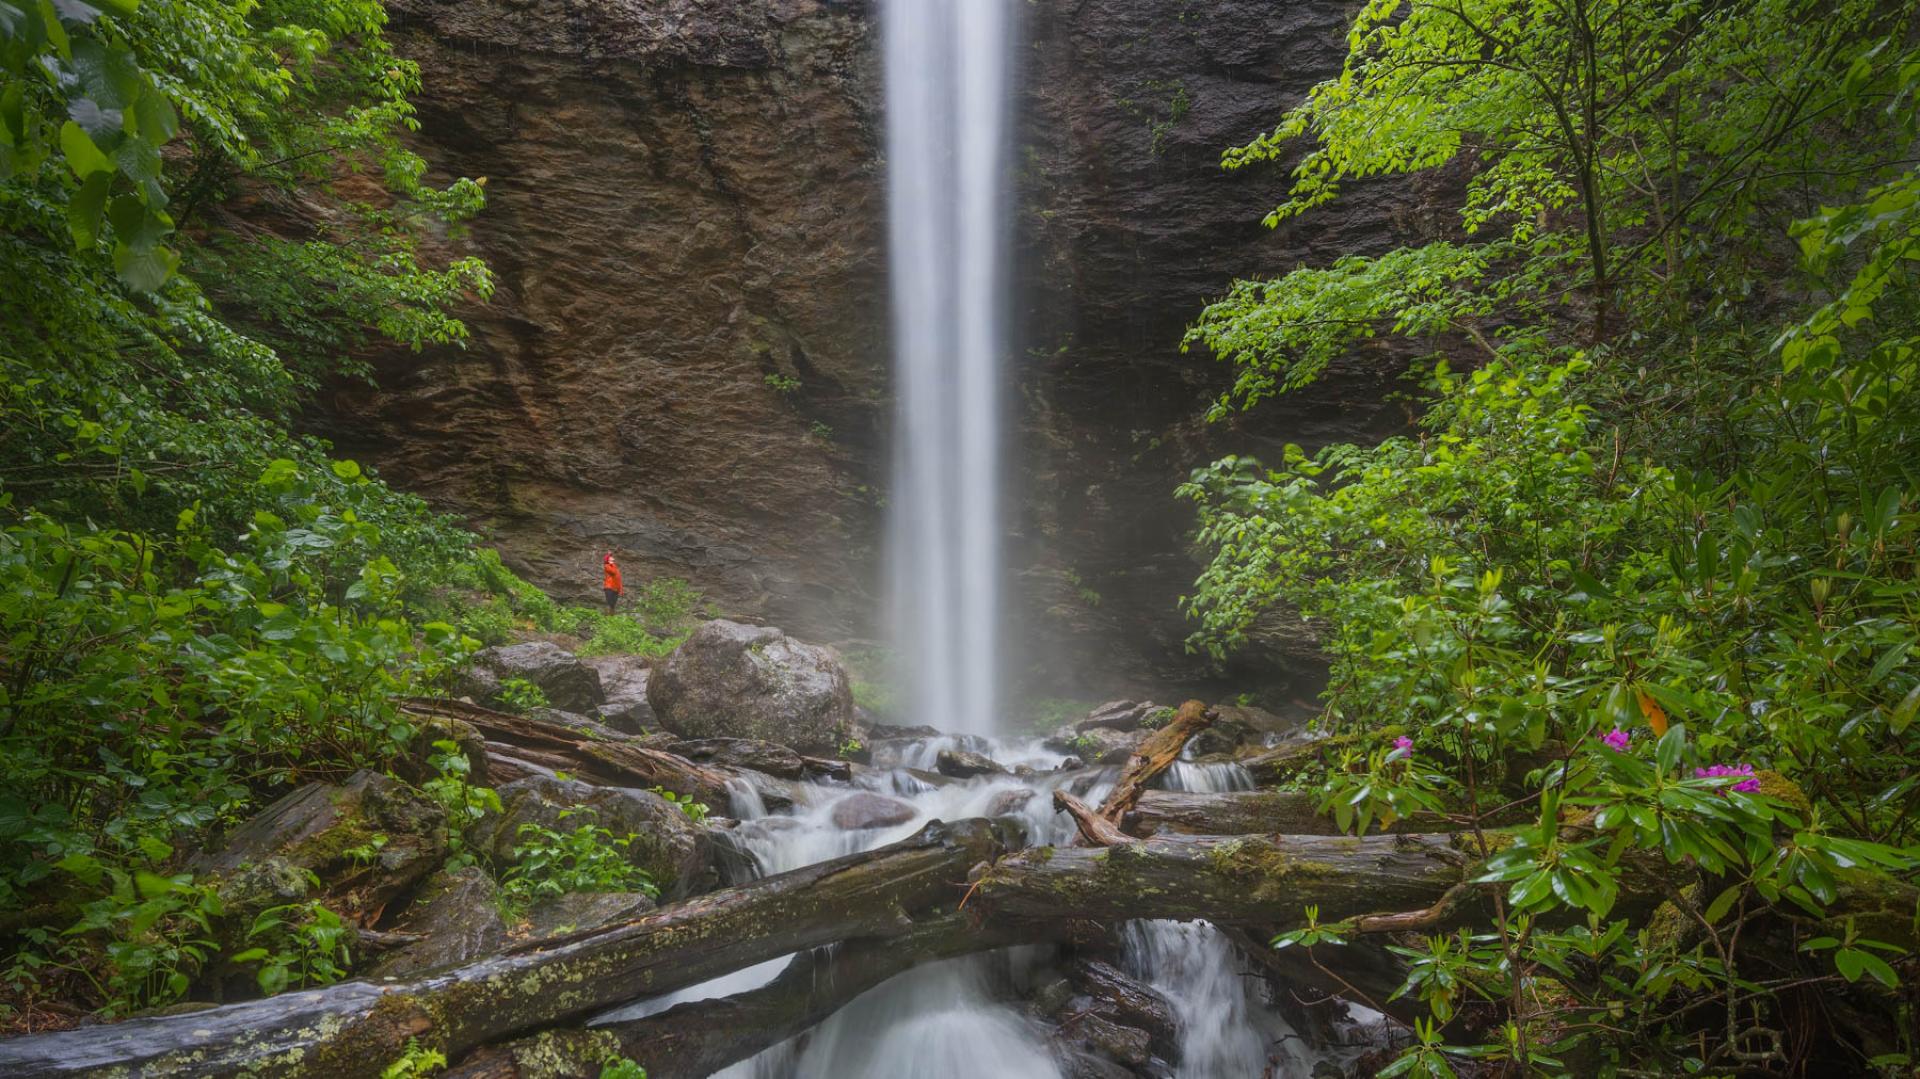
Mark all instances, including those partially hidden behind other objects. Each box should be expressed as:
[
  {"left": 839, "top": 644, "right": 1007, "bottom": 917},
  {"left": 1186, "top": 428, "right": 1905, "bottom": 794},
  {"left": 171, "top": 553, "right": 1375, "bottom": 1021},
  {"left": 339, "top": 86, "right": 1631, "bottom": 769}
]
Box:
[{"left": 1184, "top": 0, "right": 1920, "bottom": 1071}]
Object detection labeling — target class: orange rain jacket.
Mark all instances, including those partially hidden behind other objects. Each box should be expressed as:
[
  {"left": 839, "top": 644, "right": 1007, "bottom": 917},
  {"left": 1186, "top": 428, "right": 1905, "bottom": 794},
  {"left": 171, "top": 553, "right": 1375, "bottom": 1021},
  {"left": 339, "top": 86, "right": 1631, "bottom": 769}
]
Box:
[{"left": 603, "top": 557, "right": 624, "bottom": 594}]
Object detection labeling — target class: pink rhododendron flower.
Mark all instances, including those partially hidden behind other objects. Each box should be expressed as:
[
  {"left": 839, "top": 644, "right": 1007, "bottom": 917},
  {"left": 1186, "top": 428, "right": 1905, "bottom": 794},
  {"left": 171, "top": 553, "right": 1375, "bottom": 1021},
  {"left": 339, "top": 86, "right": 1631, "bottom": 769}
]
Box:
[
  {"left": 1601, "top": 728, "right": 1631, "bottom": 751},
  {"left": 1393, "top": 735, "right": 1413, "bottom": 751},
  {"left": 1694, "top": 763, "right": 1761, "bottom": 793}
]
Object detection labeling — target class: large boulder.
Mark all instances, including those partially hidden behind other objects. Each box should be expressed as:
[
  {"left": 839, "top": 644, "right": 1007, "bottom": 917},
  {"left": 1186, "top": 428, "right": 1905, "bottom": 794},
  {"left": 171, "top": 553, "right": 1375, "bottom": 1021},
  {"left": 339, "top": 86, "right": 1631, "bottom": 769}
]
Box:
[
  {"left": 469, "top": 775, "right": 712, "bottom": 900},
  {"left": 1045, "top": 725, "right": 1148, "bottom": 765},
  {"left": 829, "top": 792, "right": 917, "bottom": 831},
  {"left": 584, "top": 654, "right": 654, "bottom": 734},
  {"left": 370, "top": 867, "right": 507, "bottom": 979},
  {"left": 646, "top": 620, "right": 855, "bottom": 754},
  {"left": 460, "top": 641, "right": 604, "bottom": 714}
]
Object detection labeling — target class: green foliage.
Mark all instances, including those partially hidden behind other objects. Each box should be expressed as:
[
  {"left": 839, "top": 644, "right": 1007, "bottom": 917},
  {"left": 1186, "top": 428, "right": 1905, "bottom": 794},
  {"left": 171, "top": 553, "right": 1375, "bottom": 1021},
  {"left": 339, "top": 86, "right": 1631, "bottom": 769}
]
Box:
[
  {"left": 44, "top": 844, "right": 222, "bottom": 1017},
  {"left": 500, "top": 811, "right": 658, "bottom": 907},
  {"left": 420, "top": 739, "right": 499, "bottom": 874},
  {"left": 231, "top": 898, "right": 351, "bottom": 996},
  {"left": 1189, "top": 0, "right": 1920, "bottom": 1070},
  {"left": 598, "top": 1057, "right": 647, "bottom": 1079},
  {"left": 381, "top": 1039, "right": 447, "bottom": 1079},
  {"left": 763, "top": 372, "right": 800, "bottom": 395},
  {"left": 496, "top": 677, "right": 549, "bottom": 714},
  {"left": 648, "top": 787, "right": 709, "bottom": 825}
]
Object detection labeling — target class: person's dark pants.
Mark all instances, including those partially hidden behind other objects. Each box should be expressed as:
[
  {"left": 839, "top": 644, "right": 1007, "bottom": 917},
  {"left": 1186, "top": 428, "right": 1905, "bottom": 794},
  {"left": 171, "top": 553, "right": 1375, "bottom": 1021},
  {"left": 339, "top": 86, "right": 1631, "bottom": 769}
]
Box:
[{"left": 604, "top": 588, "right": 619, "bottom": 614}]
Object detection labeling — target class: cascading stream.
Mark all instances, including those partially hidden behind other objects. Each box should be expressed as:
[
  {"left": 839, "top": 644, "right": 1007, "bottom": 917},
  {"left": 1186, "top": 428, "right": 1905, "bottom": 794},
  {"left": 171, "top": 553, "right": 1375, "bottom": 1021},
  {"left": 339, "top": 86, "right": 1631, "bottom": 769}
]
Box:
[{"left": 885, "top": 0, "right": 1012, "bottom": 738}]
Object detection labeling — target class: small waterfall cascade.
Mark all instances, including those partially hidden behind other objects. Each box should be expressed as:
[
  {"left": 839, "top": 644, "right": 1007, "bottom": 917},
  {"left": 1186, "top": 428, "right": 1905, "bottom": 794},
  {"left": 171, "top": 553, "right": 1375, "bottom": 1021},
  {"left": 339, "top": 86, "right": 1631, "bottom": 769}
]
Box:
[{"left": 884, "top": 0, "right": 1013, "bottom": 738}]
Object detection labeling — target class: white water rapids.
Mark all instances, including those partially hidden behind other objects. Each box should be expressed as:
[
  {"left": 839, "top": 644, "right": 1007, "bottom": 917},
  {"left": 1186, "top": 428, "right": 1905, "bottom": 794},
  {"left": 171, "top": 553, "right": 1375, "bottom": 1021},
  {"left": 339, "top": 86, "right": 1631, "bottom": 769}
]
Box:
[{"left": 598, "top": 740, "right": 1314, "bottom": 1077}]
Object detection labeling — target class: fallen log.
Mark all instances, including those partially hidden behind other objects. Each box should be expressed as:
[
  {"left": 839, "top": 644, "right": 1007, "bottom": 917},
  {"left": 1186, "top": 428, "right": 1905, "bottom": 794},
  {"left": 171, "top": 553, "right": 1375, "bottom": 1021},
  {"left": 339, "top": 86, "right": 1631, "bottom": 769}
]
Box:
[
  {"left": 1055, "top": 790, "right": 1132, "bottom": 847},
  {"left": 400, "top": 698, "right": 741, "bottom": 809},
  {"left": 447, "top": 914, "right": 1024, "bottom": 1079},
  {"left": 0, "top": 819, "right": 1006, "bottom": 1079},
  {"left": 1126, "top": 788, "right": 1452, "bottom": 837},
  {"left": 1092, "top": 699, "right": 1214, "bottom": 826}
]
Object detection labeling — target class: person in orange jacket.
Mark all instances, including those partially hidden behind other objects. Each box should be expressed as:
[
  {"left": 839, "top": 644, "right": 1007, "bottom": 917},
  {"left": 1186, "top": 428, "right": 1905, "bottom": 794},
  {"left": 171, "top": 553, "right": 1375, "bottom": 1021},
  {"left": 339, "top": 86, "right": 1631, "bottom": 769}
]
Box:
[{"left": 602, "top": 551, "right": 624, "bottom": 614}]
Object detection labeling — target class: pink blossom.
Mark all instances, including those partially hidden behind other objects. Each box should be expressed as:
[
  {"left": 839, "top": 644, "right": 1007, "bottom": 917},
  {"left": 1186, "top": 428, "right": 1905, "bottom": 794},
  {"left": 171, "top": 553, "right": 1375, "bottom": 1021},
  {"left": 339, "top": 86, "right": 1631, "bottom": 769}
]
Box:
[
  {"left": 1600, "top": 728, "right": 1631, "bottom": 752},
  {"left": 1393, "top": 735, "right": 1413, "bottom": 752},
  {"left": 1694, "top": 763, "right": 1761, "bottom": 794}
]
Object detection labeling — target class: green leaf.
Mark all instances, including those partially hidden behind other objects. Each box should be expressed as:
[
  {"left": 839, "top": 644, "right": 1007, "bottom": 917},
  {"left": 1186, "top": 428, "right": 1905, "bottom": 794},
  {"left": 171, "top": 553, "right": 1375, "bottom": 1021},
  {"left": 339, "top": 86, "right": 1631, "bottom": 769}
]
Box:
[
  {"left": 113, "top": 239, "right": 177, "bottom": 291},
  {"left": 1656, "top": 723, "right": 1687, "bottom": 776},
  {"left": 1702, "top": 885, "right": 1740, "bottom": 925},
  {"left": 69, "top": 38, "right": 142, "bottom": 109},
  {"left": 131, "top": 90, "right": 177, "bottom": 142},
  {"left": 58, "top": 118, "right": 112, "bottom": 177},
  {"left": 107, "top": 193, "right": 166, "bottom": 249},
  {"left": 66, "top": 169, "right": 110, "bottom": 247}
]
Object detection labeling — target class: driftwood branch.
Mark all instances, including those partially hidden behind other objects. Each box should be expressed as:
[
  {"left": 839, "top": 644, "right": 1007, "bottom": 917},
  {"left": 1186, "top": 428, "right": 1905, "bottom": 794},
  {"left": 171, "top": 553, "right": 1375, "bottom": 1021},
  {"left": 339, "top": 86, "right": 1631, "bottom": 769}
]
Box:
[{"left": 1093, "top": 699, "right": 1214, "bottom": 826}]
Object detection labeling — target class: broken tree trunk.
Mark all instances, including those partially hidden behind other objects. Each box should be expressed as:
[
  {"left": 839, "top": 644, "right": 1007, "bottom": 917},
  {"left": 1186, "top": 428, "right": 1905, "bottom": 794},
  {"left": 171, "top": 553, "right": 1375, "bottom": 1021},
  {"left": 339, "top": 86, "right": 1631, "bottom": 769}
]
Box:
[
  {"left": 0, "top": 820, "right": 1006, "bottom": 1079},
  {"left": 400, "top": 698, "right": 741, "bottom": 809},
  {"left": 1126, "top": 788, "right": 1453, "bottom": 837},
  {"left": 1093, "top": 699, "right": 1214, "bottom": 827},
  {"left": 1055, "top": 790, "right": 1133, "bottom": 847},
  {"left": 446, "top": 914, "right": 1026, "bottom": 1079}
]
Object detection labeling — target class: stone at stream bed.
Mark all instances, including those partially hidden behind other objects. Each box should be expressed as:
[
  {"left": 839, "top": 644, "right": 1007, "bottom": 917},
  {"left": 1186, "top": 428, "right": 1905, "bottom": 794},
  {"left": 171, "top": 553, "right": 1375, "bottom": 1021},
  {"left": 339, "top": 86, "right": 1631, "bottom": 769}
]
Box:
[
  {"left": 1073, "top": 700, "right": 1163, "bottom": 733},
  {"left": 459, "top": 641, "right": 605, "bottom": 714},
  {"left": 1068, "top": 960, "right": 1179, "bottom": 1061},
  {"left": 369, "top": 867, "right": 506, "bottom": 979},
  {"left": 647, "top": 620, "right": 856, "bottom": 754},
  {"left": 470, "top": 775, "right": 711, "bottom": 900},
  {"left": 935, "top": 747, "right": 1006, "bottom": 779},
  {"left": 986, "top": 788, "right": 1036, "bottom": 816},
  {"left": 192, "top": 770, "right": 447, "bottom": 928},
  {"left": 829, "top": 792, "right": 918, "bottom": 831},
  {"left": 670, "top": 737, "right": 806, "bottom": 779},
  {"left": 583, "top": 654, "right": 654, "bottom": 734}
]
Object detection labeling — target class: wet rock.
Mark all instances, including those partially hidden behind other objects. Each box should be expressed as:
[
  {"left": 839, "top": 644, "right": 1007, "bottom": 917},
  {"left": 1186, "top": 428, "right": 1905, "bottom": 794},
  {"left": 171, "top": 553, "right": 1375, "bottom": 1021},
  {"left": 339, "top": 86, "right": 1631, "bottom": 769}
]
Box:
[
  {"left": 986, "top": 788, "right": 1037, "bottom": 816},
  {"left": 471, "top": 775, "right": 710, "bottom": 900},
  {"left": 521, "top": 891, "right": 657, "bottom": 937},
  {"left": 1073, "top": 1015, "right": 1154, "bottom": 1068},
  {"left": 1068, "top": 960, "right": 1179, "bottom": 1060},
  {"left": 647, "top": 620, "right": 856, "bottom": 753},
  {"left": 1046, "top": 726, "right": 1148, "bottom": 764},
  {"left": 584, "top": 654, "right": 654, "bottom": 734},
  {"left": 935, "top": 748, "right": 1006, "bottom": 779},
  {"left": 1058, "top": 1050, "right": 1139, "bottom": 1079},
  {"left": 670, "top": 737, "right": 805, "bottom": 779},
  {"left": 867, "top": 723, "right": 947, "bottom": 740},
  {"left": 1074, "top": 700, "right": 1161, "bottom": 733},
  {"left": 461, "top": 641, "right": 604, "bottom": 714},
  {"left": 829, "top": 792, "right": 917, "bottom": 831},
  {"left": 705, "top": 823, "right": 765, "bottom": 887},
  {"left": 1212, "top": 702, "right": 1306, "bottom": 740},
  {"left": 396, "top": 715, "right": 490, "bottom": 788},
  {"left": 370, "top": 867, "right": 507, "bottom": 978},
  {"left": 194, "top": 770, "right": 447, "bottom": 925}
]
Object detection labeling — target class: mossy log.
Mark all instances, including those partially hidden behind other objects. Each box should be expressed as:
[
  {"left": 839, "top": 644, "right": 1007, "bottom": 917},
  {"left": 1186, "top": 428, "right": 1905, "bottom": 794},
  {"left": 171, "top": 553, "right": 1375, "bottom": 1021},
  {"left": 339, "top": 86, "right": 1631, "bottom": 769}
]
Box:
[
  {"left": 1126, "top": 788, "right": 1452, "bottom": 837},
  {"left": 0, "top": 820, "right": 1007, "bottom": 1079},
  {"left": 445, "top": 914, "right": 1021, "bottom": 1079},
  {"left": 399, "top": 698, "right": 740, "bottom": 809}
]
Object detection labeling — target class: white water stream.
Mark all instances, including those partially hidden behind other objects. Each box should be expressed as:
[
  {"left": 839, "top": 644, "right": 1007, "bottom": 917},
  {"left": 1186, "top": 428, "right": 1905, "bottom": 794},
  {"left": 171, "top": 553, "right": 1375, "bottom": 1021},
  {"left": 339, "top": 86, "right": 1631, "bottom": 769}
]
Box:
[
  {"left": 599, "top": 744, "right": 1308, "bottom": 1077},
  {"left": 885, "top": 0, "right": 1012, "bottom": 738}
]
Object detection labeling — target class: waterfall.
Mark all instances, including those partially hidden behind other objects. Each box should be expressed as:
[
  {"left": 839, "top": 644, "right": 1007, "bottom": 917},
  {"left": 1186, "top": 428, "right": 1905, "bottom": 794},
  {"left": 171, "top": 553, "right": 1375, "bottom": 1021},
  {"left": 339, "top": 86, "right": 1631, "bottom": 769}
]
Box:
[{"left": 885, "top": 0, "right": 1012, "bottom": 737}]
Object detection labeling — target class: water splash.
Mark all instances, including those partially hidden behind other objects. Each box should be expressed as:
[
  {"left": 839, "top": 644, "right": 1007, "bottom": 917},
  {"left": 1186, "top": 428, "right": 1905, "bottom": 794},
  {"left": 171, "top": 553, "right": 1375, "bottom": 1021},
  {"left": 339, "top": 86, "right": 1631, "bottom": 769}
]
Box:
[{"left": 885, "top": 0, "right": 1013, "bottom": 738}]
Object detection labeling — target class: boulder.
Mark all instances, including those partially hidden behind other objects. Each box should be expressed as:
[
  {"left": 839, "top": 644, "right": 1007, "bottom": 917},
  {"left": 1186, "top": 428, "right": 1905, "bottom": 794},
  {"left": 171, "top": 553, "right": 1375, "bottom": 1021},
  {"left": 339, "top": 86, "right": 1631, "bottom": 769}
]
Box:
[
  {"left": 1068, "top": 960, "right": 1179, "bottom": 1060},
  {"left": 521, "top": 891, "right": 656, "bottom": 937},
  {"left": 935, "top": 748, "right": 1006, "bottom": 779},
  {"left": 1045, "top": 726, "right": 1148, "bottom": 764},
  {"left": 1073, "top": 700, "right": 1161, "bottom": 734},
  {"left": 828, "top": 792, "right": 917, "bottom": 831},
  {"left": 646, "top": 620, "right": 855, "bottom": 753},
  {"left": 462, "top": 641, "right": 604, "bottom": 714},
  {"left": 584, "top": 654, "right": 654, "bottom": 734},
  {"left": 370, "top": 867, "right": 507, "bottom": 979},
  {"left": 986, "top": 788, "right": 1036, "bottom": 816},
  {"left": 193, "top": 770, "right": 447, "bottom": 926},
  {"left": 470, "top": 775, "right": 711, "bottom": 900}
]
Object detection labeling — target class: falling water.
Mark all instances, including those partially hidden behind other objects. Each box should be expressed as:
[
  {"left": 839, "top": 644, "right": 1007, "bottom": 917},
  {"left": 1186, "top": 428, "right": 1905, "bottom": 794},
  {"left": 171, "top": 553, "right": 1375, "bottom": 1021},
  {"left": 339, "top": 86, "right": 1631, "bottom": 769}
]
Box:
[{"left": 885, "top": 0, "right": 1013, "bottom": 737}]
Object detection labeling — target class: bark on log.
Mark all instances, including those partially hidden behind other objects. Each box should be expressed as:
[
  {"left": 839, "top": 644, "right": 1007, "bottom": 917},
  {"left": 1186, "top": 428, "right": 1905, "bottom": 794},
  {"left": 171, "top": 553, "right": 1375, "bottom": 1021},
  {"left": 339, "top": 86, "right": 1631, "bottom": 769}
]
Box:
[
  {"left": 400, "top": 698, "right": 741, "bottom": 809},
  {"left": 447, "top": 914, "right": 1025, "bottom": 1079},
  {"left": 0, "top": 820, "right": 1006, "bottom": 1079},
  {"left": 1055, "top": 790, "right": 1132, "bottom": 847},
  {"left": 1093, "top": 699, "right": 1214, "bottom": 826},
  {"left": 1126, "top": 789, "right": 1452, "bottom": 837}
]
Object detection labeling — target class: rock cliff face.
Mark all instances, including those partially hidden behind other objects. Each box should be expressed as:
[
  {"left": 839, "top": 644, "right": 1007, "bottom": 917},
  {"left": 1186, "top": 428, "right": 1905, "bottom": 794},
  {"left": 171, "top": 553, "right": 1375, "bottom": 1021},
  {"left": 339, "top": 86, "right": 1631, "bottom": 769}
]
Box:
[{"left": 324, "top": 0, "right": 1436, "bottom": 698}]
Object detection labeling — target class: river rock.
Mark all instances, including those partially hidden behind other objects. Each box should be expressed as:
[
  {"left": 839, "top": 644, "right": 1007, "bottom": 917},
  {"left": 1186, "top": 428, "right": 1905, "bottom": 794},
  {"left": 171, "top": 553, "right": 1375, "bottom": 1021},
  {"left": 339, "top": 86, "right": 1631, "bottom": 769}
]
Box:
[
  {"left": 471, "top": 775, "right": 710, "bottom": 900},
  {"left": 986, "top": 788, "right": 1036, "bottom": 816},
  {"left": 584, "top": 654, "right": 654, "bottom": 734},
  {"left": 935, "top": 748, "right": 1006, "bottom": 779},
  {"left": 1068, "top": 960, "right": 1179, "bottom": 1060},
  {"left": 522, "top": 891, "right": 657, "bottom": 937},
  {"left": 370, "top": 867, "right": 507, "bottom": 979},
  {"left": 1046, "top": 725, "right": 1148, "bottom": 764},
  {"left": 1073, "top": 700, "right": 1160, "bottom": 733},
  {"left": 646, "top": 620, "right": 856, "bottom": 753},
  {"left": 829, "top": 792, "right": 917, "bottom": 831},
  {"left": 461, "top": 641, "right": 604, "bottom": 714},
  {"left": 670, "top": 737, "right": 806, "bottom": 779}
]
